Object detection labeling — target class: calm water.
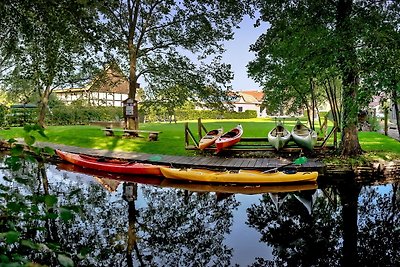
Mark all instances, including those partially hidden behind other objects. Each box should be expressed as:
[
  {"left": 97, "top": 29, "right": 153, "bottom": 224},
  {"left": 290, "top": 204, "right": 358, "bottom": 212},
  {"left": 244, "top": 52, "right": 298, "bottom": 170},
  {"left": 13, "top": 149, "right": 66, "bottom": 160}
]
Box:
[{"left": 1, "top": 158, "right": 399, "bottom": 267}]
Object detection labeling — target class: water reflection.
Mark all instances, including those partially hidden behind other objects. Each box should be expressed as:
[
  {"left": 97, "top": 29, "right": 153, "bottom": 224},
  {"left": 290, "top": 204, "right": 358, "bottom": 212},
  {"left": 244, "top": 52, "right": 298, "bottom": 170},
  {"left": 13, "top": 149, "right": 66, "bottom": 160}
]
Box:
[{"left": 0, "top": 158, "right": 399, "bottom": 266}]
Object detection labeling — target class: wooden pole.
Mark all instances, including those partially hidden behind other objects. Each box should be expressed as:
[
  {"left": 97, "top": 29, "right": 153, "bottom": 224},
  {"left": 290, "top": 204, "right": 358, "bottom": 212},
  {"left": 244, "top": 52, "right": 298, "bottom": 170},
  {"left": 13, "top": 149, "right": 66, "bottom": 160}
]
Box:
[
  {"left": 184, "top": 122, "right": 189, "bottom": 147},
  {"left": 334, "top": 122, "right": 338, "bottom": 149},
  {"left": 198, "top": 118, "right": 202, "bottom": 140},
  {"left": 384, "top": 107, "right": 388, "bottom": 136}
]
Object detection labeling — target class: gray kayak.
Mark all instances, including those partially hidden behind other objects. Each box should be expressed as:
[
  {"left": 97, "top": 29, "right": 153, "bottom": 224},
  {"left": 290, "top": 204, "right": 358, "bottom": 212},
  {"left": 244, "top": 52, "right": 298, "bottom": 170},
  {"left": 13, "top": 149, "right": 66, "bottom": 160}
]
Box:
[
  {"left": 291, "top": 121, "right": 317, "bottom": 150},
  {"left": 268, "top": 123, "right": 291, "bottom": 150}
]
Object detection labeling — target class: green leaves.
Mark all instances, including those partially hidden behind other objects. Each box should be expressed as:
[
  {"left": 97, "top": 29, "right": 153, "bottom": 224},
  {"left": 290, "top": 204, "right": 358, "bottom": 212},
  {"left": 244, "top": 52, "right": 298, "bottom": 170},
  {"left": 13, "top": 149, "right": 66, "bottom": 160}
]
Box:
[
  {"left": 24, "top": 135, "right": 36, "bottom": 146},
  {"left": 59, "top": 207, "right": 74, "bottom": 221}
]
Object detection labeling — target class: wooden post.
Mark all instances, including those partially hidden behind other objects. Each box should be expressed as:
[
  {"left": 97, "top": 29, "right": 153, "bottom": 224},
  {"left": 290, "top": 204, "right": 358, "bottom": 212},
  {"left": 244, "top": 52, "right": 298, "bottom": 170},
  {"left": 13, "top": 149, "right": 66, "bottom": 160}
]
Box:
[
  {"left": 384, "top": 107, "right": 388, "bottom": 136},
  {"left": 184, "top": 122, "right": 189, "bottom": 147},
  {"left": 198, "top": 118, "right": 202, "bottom": 140},
  {"left": 334, "top": 122, "right": 338, "bottom": 149}
]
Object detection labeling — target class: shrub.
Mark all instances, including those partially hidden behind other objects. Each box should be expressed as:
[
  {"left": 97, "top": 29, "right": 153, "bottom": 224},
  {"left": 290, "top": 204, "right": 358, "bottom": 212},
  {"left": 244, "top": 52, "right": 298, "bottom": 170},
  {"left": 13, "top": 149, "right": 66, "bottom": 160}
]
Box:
[
  {"left": 174, "top": 109, "right": 257, "bottom": 121},
  {"left": 46, "top": 106, "right": 123, "bottom": 125}
]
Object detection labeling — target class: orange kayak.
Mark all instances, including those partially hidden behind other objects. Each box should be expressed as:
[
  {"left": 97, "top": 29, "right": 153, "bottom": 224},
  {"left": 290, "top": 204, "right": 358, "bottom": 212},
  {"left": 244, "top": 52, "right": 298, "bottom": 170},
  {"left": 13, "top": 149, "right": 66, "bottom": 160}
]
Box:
[{"left": 198, "top": 128, "right": 223, "bottom": 150}]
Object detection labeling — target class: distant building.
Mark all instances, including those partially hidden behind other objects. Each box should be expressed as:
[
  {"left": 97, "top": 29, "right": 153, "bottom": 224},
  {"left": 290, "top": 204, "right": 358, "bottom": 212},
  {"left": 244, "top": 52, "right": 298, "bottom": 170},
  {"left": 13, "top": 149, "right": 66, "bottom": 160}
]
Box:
[
  {"left": 53, "top": 64, "right": 138, "bottom": 106},
  {"left": 232, "top": 90, "right": 267, "bottom": 117},
  {"left": 369, "top": 95, "right": 397, "bottom": 123}
]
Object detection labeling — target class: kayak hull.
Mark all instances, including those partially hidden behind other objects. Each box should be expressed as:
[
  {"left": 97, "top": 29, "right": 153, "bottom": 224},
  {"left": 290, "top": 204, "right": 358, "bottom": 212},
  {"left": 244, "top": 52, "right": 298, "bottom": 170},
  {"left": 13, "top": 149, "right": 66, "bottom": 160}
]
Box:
[
  {"left": 292, "top": 122, "right": 317, "bottom": 150},
  {"left": 56, "top": 150, "right": 163, "bottom": 176},
  {"left": 160, "top": 179, "right": 317, "bottom": 194},
  {"left": 215, "top": 125, "right": 243, "bottom": 152},
  {"left": 198, "top": 128, "right": 223, "bottom": 150},
  {"left": 268, "top": 124, "right": 291, "bottom": 150},
  {"left": 160, "top": 167, "right": 318, "bottom": 184}
]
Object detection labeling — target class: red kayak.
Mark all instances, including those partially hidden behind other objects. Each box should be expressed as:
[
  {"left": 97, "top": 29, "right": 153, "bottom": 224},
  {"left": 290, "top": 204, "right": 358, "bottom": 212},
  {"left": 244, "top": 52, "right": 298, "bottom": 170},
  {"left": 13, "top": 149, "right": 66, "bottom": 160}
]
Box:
[
  {"left": 56, "top": 150, "right": 163, "bottom": 176},
  {"left": 215, "top": 124, "right": 243, "bottom": 153}
]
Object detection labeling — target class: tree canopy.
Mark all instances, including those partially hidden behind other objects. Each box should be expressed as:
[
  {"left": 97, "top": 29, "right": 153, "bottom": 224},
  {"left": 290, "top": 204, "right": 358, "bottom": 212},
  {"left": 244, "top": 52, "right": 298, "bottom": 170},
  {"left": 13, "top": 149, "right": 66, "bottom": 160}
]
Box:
[
  {"left": 0, "top": 0, "right": 101, "bottom": 127},
  {"left": 248, "top": 0, "right": 400, "bottom": 156},
  {"left": 98, "top": 0, "right": 253, "bottom": 129}
]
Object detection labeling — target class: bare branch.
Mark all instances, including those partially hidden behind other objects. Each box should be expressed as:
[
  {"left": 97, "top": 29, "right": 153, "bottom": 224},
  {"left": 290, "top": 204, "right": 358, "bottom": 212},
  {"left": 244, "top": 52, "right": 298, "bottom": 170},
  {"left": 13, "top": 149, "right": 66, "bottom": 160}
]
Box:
[{"left": 136, "top": 0, "right": 163, "bottom": 55}]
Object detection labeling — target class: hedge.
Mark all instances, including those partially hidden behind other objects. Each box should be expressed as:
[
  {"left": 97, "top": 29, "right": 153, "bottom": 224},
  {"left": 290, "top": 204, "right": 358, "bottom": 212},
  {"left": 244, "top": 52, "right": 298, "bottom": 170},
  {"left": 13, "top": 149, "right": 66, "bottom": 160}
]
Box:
[
  {"left": 3, "top": 104, "right": 257, "bottom": 126},
  {"left": 174, "top": 109, "right": 257, "bottom": 120},
  {"left": 46, "top": 106, "right": 123, "bottom": 125}
]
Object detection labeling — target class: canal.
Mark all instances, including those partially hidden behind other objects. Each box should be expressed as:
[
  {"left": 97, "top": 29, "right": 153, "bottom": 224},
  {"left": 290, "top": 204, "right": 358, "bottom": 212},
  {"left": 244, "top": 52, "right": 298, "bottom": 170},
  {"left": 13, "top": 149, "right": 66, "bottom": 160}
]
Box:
[{"left": 0, "top": 157, "right": 399, "bottom": 266}]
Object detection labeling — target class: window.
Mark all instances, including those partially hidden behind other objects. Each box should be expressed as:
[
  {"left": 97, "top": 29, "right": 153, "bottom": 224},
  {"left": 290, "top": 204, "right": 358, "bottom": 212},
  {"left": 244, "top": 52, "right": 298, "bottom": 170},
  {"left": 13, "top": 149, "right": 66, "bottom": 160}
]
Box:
[{"left": 238, "top": 107, "right": 243, "bottom": 112}]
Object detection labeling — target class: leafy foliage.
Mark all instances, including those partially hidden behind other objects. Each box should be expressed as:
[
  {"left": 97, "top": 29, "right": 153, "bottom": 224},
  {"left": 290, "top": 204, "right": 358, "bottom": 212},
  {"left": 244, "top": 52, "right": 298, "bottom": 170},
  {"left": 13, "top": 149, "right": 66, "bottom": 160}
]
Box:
[
  {"left": 1, "top": 0, "right": 102, "bottom": 127},
  {"left": 249, "top": 0, "right": 400, "bottom": 156},
  {"left": 99, "top": 0, "right": 254, "bottom": 127}
]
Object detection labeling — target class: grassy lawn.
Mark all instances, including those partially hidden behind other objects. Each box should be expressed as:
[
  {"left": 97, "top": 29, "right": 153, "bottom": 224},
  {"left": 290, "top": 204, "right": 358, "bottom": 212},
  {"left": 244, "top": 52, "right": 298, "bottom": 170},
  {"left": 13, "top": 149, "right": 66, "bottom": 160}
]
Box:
[
  {"left": 358, "top": 131, "right": 400, "bottom": 160},
  {"left": 0, "top": 119, "right": 398, "bottom": 158}
]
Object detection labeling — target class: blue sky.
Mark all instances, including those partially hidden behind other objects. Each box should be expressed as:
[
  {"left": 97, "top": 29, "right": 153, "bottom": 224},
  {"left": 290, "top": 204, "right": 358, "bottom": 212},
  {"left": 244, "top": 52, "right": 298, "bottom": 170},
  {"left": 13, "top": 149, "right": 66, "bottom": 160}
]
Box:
[
  {"left": 138, "top": 15, "right": 269, "bottom": 92},
  {"left": 222, "top": 16, "right": 269, "bottom": 91}
]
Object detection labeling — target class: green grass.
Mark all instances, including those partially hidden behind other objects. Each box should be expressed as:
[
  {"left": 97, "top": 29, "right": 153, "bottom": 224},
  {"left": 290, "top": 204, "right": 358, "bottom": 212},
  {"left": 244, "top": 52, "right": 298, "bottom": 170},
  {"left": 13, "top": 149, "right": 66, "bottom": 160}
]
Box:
[
  {"left": 0, "top": 119, "right": 398, "bottom": 159},
  {"left": 358, "top": 131, "right": 400, "bottom": 160}
]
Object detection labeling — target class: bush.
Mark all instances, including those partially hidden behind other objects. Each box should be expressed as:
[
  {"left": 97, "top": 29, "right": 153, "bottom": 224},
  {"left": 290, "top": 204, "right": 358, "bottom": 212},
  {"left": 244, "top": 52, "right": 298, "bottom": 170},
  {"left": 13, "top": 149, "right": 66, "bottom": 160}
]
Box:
[
  {"left": 174, "top": 109, "right": 257, "bottom": 121},
  {"left": 47, "top": 106, "right": 123, "bottom": 125},
  {"left": 0, "top": 105, "right": 8, "bottom": 126},
  {"left": 6, "top": 106, "right": 37, "bottom": 126}
]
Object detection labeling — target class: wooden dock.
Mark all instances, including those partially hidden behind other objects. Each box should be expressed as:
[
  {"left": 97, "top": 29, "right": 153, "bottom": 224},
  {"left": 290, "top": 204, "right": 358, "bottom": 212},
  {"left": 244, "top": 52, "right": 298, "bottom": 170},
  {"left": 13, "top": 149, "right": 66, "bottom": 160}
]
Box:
[
  {"left": 184, "top": 118, "right": 338, "bottom": 154},
  {"left": 28, "top": 141, "right": 326, "bottom": 174}
]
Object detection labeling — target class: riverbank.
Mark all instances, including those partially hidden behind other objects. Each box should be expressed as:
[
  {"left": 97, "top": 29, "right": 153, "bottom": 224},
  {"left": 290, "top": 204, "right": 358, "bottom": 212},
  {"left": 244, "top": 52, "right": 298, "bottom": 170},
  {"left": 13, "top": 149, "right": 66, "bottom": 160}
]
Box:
[{"left": 2, "top": 138, "right": 399, "bottom": 179}]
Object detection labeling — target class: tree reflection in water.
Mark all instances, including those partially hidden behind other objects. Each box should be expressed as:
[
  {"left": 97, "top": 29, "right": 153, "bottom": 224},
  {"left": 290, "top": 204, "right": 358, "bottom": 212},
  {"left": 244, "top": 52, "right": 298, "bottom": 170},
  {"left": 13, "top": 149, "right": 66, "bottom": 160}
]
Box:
[
  {"left": 137, "top": 183, "right": 239, "bottom": 266},
  {"left": 357, "top": 182, "right": 400, "bottom": 266},
  {"left": 1, "top": 160, "right": 240, "bottom": 266},
  {"left": 246, "top": 177, "right": 400, "bottom": 267},
  {"left": 1, "top": 158, "right": 399, "bottom": 266}
]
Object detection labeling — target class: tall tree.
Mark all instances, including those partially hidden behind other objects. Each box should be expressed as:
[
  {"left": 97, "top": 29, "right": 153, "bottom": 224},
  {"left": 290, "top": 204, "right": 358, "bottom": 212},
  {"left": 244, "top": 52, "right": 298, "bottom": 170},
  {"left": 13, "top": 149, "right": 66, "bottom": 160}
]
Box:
[
  {"left": 99, "top": 0, "right": 252, "bottom": 130},
  {"left": 249, "top": 0, "right": 398, "bottom": 156},
  {"left": 2, "top": 0, "right": 100, "bottom": 127},
  {"left": 335, "top": 0, "right": 362, "bottom": 156}
]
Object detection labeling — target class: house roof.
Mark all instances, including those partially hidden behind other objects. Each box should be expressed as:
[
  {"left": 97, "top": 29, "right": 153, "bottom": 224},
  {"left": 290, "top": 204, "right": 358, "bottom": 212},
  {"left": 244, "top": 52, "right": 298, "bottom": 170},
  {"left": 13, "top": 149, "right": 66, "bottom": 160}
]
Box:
[
  {"left": 54, "top": 64, "right": 129, "bottom": 94},
  {"left": 87, "top": 64, "right": 129, "bottom": 94},
  {"left": 241, "top": 91, "right": 264, "bottom": 102},
  {"left": 234, "top": 90, "right": 264, "bottom": 103},
  {"left": 369, "top": 95, "right": 381, "bottom": 108}
]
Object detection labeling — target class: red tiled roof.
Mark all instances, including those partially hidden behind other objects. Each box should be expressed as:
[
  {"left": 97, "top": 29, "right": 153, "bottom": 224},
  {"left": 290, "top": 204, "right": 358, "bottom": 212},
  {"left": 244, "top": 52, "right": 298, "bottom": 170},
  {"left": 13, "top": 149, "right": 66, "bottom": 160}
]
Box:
[{"left": 238, "top": 91, "right": 264, "bottom": 102}]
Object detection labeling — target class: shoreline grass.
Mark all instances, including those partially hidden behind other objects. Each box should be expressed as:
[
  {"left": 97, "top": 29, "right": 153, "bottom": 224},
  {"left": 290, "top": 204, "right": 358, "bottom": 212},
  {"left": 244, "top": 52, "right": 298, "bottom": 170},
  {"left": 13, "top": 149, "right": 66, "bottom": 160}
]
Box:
[{"left": 0, "top": 119, "right": 398, "bottom": 159}]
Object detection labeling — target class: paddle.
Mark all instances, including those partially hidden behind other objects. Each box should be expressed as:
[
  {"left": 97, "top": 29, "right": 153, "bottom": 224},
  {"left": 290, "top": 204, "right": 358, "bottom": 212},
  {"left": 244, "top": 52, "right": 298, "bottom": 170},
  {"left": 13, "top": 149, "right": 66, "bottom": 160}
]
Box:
[{"left": 263, "top": 156, "right": 308, "bottom": 173}]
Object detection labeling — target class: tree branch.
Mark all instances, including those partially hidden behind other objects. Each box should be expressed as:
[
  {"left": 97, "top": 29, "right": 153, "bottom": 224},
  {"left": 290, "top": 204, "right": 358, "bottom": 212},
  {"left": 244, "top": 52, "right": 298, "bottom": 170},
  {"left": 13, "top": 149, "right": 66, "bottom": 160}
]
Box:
[{"left": 135, "top": 0, "right": 163, "bottom": 56}]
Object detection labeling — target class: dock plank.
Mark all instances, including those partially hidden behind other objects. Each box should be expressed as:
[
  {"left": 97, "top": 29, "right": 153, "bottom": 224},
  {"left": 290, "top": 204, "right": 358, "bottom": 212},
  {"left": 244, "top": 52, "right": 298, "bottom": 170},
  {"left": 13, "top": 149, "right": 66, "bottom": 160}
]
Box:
[{"left": 22, "top": 140, "right": 326, "bottom": 174}]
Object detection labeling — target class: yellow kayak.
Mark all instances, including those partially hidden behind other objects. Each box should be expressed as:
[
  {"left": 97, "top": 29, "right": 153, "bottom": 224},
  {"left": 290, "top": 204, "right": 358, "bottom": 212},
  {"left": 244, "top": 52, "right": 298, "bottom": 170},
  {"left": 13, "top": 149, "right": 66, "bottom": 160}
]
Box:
[{"left": 159, "top": 167, "right": 318, "bottom": 184}]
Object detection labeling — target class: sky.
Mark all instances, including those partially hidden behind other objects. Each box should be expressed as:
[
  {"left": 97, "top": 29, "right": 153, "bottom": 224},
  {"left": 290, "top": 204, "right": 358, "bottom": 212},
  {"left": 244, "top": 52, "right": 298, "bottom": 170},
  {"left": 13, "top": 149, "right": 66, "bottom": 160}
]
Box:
[
  {"left": 221, "top": 16, "right": 270, "bottom": 91},
  {"left": 137, "top": 15, "right": 270, "bottom": 92}
]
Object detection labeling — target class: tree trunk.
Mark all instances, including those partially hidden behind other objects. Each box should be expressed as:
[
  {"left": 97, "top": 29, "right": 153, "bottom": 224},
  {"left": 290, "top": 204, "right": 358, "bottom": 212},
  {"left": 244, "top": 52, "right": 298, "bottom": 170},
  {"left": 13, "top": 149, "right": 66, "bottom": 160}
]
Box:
[
  {"left": 310, "top": 78, "right": 317, "bottom": 130},
  {"left": 126, "top": 0, "right": 140, "bottom": 130},
  {"left": 37, "top": 89, "right": 50, "bottom": 128},
  {"left": 336, "top": 0, "right": 362, "bottom": 156},
  {"left": 392, "top": 88, "right": 400, "bottom": 138},
  {"left": 340, "top": 73, "right": 362, "bottom": 156}
]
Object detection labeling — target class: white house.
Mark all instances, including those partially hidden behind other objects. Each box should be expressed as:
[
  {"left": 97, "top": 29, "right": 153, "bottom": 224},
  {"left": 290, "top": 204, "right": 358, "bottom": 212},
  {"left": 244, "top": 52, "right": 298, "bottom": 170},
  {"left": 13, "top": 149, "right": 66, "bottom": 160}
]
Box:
[
  {"left": 53, "top": 64, "right": 138, "bottom": 106},
  {"left": 232, "top": 90, "right": 267, "bottom": 117}
]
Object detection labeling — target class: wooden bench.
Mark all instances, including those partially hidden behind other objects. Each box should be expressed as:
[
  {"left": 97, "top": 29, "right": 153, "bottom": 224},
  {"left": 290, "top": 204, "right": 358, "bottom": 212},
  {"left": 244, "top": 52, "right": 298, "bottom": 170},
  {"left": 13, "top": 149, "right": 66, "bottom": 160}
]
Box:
[{"left": 101, "top": 128, "right": 161, "bottom": 141}]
